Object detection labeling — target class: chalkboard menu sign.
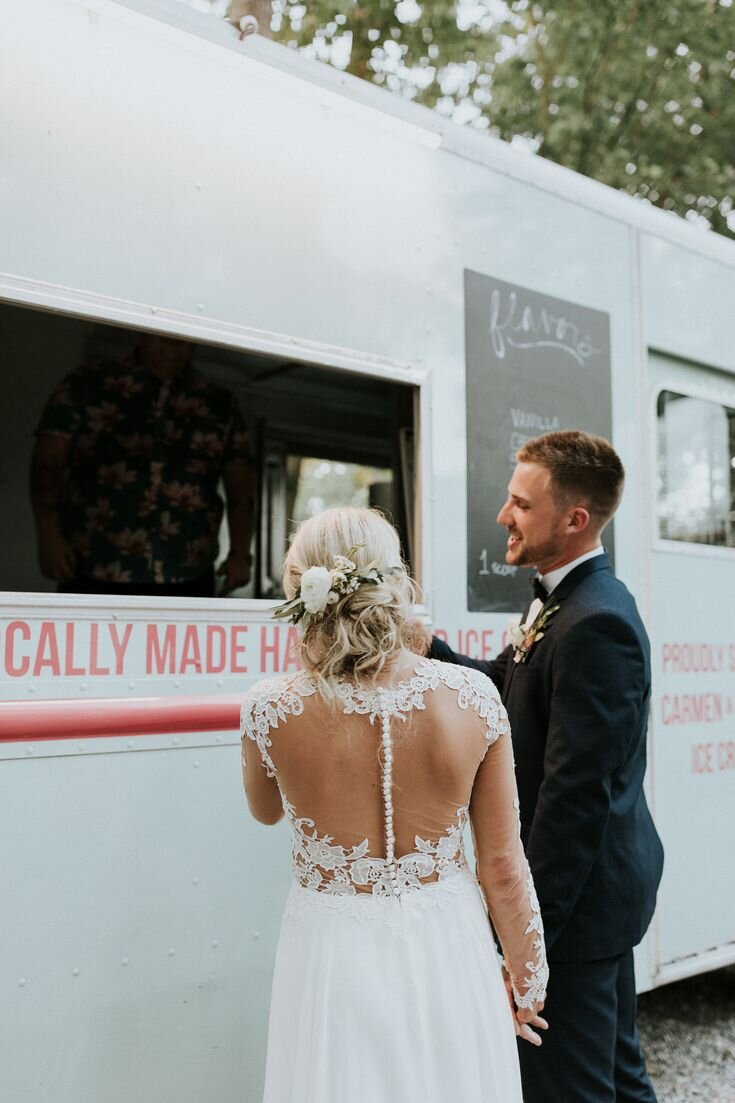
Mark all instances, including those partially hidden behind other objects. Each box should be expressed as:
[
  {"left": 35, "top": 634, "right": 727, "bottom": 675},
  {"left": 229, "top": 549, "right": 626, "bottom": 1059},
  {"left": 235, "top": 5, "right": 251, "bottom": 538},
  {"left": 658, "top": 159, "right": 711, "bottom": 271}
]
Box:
[{"left": 465, "top": 271, "right": 612, "bottom": 612}]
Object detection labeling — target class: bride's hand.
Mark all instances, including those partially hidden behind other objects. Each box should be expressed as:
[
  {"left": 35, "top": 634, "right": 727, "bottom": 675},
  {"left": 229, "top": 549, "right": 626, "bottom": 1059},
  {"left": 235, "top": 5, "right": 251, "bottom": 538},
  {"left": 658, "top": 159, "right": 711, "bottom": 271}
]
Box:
[
  {"left": 515, "top": 1006, "right": 548, "bottom": 1046},
  {"left": 503, "top": 968, "right": 548, "bottom": 1046}
]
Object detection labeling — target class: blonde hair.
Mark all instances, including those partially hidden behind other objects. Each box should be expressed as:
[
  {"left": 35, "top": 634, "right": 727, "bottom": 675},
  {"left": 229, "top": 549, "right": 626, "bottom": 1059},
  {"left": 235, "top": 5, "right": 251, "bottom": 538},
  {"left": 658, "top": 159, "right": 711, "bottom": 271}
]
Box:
[{"left": 283, "top": 507, "right": 416, "bottom": 694}]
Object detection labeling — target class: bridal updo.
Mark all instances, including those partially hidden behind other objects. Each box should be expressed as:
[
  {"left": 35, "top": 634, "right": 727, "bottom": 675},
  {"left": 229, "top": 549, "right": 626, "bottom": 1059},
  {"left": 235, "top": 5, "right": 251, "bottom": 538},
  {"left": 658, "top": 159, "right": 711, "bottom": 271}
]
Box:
[{"left": 282, "top": 506, "right": 416, "bottom": 691}]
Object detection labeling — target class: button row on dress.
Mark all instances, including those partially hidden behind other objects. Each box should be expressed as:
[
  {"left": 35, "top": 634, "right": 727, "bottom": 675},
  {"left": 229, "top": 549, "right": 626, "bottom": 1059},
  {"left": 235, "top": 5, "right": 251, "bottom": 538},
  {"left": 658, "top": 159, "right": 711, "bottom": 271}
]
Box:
[{"left": 379, "top": 702, "right": 401, "bottom": 897}]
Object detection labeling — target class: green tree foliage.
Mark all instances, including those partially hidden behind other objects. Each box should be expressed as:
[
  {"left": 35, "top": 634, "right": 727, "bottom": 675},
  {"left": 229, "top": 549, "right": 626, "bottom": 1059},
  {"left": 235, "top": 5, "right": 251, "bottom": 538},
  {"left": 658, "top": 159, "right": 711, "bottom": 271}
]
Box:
[{"left": 269, "top": 0, "right": 735, "bottom": 237}]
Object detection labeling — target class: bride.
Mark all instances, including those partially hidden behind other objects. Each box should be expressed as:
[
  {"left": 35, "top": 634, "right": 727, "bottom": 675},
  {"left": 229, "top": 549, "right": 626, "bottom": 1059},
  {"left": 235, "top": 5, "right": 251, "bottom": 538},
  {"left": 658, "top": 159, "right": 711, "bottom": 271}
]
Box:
[{"left": 241, "top": 506, "right": 548, "bottom": 1102}]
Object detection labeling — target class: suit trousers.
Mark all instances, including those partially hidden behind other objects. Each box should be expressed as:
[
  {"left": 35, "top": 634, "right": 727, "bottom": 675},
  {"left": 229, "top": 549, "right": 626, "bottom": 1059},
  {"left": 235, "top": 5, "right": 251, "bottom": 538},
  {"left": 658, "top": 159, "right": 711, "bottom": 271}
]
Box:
[{"left": 518, "top": 950, "right": 657, "bottom": 1103}]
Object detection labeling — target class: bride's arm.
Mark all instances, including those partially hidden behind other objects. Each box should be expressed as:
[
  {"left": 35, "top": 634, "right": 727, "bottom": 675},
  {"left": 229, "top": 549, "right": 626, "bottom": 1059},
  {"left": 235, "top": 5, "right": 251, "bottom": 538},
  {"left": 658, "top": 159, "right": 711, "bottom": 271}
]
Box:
[
  {"left": 240, "top": 696, "right": 284, "bottom": 825},
  {"left": 470, "top": 725, "right": 548, "bottom": 1023},
  {"left": 241, "top": 735, "right": 284, "bottom": 824}
]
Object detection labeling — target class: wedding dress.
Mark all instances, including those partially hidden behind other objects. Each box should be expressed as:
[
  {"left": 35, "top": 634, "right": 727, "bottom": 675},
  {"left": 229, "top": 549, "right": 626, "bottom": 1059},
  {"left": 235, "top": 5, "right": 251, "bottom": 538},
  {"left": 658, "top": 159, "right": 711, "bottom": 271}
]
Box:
[{"left": 241, "top": 657, "right": 548, "bottom": 1103}]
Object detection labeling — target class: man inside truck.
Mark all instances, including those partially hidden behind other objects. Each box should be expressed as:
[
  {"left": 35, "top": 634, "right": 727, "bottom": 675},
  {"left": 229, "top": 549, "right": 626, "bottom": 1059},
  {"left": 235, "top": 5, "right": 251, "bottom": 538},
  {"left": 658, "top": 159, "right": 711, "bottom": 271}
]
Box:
[{"left": 29, "top": 332, "right": 255, "bottom": 598}]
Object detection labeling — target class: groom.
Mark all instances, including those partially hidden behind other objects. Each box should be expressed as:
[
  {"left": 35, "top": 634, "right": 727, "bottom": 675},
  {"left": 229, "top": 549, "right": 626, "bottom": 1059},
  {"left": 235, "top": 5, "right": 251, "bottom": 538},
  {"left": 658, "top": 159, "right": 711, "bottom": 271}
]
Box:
[{"left": 431, "top": 431, "right": 664, "bottom": 1103}]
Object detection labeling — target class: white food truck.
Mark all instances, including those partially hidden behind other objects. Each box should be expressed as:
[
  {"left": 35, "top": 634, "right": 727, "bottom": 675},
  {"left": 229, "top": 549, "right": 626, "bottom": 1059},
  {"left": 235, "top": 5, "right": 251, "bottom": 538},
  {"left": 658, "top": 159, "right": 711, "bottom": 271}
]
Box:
[{"left": 1, "top": 1, "right": 734, "bottom": 1100}]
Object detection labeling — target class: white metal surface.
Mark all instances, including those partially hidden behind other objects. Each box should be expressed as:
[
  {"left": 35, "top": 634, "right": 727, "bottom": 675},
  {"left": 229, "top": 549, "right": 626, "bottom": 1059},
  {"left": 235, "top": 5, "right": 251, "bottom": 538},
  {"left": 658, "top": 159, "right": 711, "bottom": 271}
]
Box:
[
  {"left": 1, "top": 741, "right": 290, "bottom": 1103},
  {"left": 1, "top": 0, "right": 735, "bottom": 1099},
  {"left": 646, "top": 352, "right": 735, "bottom": 981}
]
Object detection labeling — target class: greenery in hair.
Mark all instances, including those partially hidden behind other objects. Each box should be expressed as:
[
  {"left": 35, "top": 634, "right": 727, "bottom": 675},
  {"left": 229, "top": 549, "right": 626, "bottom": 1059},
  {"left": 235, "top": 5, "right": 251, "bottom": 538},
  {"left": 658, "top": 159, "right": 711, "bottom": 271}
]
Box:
[{"left": 273, "top": 544, "right": 387, "bottom": 626}]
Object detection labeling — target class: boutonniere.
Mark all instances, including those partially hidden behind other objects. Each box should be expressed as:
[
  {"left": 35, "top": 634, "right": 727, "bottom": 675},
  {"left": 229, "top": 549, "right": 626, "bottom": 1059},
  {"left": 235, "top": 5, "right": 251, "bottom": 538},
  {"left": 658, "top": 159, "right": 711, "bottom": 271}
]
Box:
[{"left": 508, "top": 596, "right": 560, "bottom": 664}]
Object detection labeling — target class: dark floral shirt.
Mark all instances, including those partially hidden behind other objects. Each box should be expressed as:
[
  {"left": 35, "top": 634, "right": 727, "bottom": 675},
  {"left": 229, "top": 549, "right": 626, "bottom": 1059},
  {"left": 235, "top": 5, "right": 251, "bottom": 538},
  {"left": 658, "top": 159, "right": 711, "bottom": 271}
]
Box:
[{"left": 36, "top": 355, "right": 251, "bottom": 584}]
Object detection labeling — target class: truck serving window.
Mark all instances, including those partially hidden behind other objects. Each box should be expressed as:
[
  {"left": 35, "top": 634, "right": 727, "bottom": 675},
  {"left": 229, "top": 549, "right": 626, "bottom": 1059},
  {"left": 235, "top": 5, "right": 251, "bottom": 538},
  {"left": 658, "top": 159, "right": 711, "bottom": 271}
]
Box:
[
  {"left": 1, "top": 301, "right": 418, "bottom": 598},
  {"left": 657, "top": 389, "right": 735, "bottom": 548},
  {"left": 259, "top": 456, "right": 394, "bottom": 600}
]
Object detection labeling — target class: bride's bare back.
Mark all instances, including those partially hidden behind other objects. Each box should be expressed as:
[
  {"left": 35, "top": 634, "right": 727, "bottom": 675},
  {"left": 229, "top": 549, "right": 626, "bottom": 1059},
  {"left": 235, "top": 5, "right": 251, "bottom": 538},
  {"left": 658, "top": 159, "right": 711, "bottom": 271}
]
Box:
[{"left": 241, "top": 654, "right": 547, "bottom": 1010}]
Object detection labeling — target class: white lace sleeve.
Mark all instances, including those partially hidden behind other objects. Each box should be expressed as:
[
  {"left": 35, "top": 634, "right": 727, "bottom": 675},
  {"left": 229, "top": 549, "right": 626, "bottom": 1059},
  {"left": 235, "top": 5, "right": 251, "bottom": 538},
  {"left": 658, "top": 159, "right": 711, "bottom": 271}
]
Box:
[
  {"left": 460, "top": 666, "right": 512, "bottom": 748},
  {"left": 428, "top": 661, "right": 511, "bottom": 747},
  {"left": 240, "top": 673, "right": 317, "bottom": 778},
  {"left": 506, "top": 871, "right": 548, "bottom": 1010},
  {"left": 466, "top": 672, "right": 548, "bottom": 1012}
]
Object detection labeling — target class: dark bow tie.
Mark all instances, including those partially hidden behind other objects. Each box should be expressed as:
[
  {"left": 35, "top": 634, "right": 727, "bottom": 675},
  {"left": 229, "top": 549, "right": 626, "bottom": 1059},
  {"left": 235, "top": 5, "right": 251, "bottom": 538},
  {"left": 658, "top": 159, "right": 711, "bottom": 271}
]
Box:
[{"left": 530, "top": 576, "right": 548, "bottom": 602}]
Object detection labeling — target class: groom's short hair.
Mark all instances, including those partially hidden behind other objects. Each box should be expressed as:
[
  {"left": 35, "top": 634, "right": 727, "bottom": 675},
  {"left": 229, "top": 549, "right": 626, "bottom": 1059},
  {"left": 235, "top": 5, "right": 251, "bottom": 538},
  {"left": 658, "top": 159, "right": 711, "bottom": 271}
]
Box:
[{"left": 517, "top": 431, "right": 624, "bottom": 529}]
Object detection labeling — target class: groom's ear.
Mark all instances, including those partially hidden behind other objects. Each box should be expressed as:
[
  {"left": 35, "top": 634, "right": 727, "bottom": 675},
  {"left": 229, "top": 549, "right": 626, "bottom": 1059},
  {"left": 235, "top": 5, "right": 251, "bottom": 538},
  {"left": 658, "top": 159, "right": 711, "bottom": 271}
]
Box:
[{"left": 567, "top": 506, "right": 591, "bottom": 532}]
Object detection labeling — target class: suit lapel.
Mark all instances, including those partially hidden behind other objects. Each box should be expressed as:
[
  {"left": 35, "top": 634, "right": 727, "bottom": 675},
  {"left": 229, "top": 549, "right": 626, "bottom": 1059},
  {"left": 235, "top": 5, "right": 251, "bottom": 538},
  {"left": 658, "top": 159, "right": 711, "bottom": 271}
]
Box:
[{"left": 503, "top": 554, "right": 612, "bottom": 697}]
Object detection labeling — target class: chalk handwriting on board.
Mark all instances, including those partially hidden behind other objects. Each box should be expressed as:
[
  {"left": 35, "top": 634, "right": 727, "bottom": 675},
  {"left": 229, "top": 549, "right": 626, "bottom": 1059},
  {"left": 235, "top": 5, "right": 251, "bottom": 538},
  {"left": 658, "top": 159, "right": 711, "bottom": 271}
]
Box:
[
  {"left": 510, "top": 408, "right": 561, "bottom": 432},
  {"left": 479, "top": 549, "right": 518, "bottom": 577},
  {"left": 489, "top": 289, "right": 601, "bottom": 366}
]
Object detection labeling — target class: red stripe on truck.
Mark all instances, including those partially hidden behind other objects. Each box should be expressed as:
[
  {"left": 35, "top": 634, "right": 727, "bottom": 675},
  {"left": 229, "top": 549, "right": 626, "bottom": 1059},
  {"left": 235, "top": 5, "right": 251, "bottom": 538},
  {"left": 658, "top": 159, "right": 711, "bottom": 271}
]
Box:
[{"left": 0, "top": 696, "right": 243, "bottom": 742}]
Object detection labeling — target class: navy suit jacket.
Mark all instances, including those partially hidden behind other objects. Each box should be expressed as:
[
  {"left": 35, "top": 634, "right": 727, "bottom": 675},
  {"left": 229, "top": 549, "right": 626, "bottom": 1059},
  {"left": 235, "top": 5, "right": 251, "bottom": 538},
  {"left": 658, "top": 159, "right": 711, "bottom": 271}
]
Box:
[{"left": 431, "top": 554, "right": 664, "bottom": 963}]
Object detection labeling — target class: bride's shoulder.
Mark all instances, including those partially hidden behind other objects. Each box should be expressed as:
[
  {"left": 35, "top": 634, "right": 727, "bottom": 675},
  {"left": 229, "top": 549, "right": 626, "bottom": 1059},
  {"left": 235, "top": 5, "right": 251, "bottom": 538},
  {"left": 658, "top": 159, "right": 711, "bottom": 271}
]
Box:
[
  {"left": 240, "top": 670, "right": 317, "bottom": 723},
  {"left": 419, "top": 659, "right": 508, "bottom": 743}
]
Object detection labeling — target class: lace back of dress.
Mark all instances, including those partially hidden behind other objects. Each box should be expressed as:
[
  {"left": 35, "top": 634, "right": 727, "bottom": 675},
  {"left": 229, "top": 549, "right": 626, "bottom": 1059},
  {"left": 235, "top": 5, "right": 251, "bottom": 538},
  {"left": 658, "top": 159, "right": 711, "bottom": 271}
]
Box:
[
  {"left": 241, "top": 658, "right": 548, "bottom": 1009},
  {"left": 241, "top": 659, "right": 509, "bottom": 898}
]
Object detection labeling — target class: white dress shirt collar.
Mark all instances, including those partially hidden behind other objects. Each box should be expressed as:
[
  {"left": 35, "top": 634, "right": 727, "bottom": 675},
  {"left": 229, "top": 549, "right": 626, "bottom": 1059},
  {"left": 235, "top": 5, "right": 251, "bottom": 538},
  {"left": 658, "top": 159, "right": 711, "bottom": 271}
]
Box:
[{"left": 539, "top": 546, "right": 605, "bottom": 595}]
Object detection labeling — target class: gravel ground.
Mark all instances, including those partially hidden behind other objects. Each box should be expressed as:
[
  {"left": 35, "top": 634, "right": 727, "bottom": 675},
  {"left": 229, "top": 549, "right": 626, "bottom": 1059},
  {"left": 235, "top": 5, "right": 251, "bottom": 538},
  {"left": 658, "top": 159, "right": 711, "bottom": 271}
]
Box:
[{"left": 638, "top": 966, "right": 735, "bottom": 1102}]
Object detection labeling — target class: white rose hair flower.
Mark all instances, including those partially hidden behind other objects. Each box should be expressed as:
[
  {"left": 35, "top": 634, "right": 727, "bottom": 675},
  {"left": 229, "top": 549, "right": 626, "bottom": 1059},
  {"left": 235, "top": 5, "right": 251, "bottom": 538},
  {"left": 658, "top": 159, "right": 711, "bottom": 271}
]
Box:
[
  {"left": 272, "top": 544, "right": 387, "bottom": 626},
  {"left": 299, "top": 566, "right": 333, "bottom": 615}
]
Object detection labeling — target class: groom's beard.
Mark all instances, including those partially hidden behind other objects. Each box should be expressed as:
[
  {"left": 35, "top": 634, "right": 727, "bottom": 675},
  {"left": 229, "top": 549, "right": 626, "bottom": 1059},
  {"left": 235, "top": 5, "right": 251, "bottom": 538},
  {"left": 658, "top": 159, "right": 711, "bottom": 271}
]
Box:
[{"left": 505, "top": 525, "right": 565, "bottom": 569}]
